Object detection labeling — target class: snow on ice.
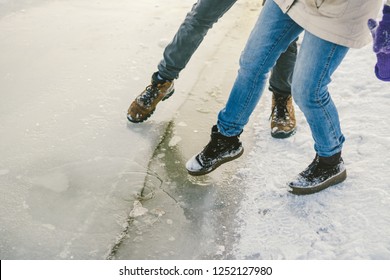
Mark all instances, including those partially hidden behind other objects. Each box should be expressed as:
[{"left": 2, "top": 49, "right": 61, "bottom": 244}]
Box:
[{"left": 0, "top": 0, "right": 390, "bottom": 262}]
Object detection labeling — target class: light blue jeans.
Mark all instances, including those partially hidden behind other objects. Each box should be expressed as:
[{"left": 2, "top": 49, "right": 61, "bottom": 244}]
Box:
[{"left": 217, "top": 0, "right": 349, "bottom": 157}]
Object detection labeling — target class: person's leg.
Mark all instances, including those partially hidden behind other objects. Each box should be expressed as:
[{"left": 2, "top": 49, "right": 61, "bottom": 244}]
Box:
[
  {"left": 292, "top": 31, "right": 349, "bottom": 157},
  {"left": 217, "top": 0, "right": 303, "bottom": 136},
  {"left": 158, "top": 0, "right": 237, "bottom": 80},
  {"left": 288, "top": 31, "right": 349, "bottom": 194},
  {"left": 128, "top": 0, "right": 237, "bottom": 123},
  {"left": 269, "top": 39, "right": 297, "bottom": 96},
  {"left": 186, "top": 0, "right": 303, "bottom": 175},
  {"left": 268, "top": 38, "right": 298, "bottom": 138}
]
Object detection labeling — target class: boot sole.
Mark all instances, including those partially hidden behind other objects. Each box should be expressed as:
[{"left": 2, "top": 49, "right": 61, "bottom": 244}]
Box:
[
  {"left": 271, "top": 127, "right": 296, "bottom": 139},
  {"left": 127, "top": 89, "right": 175, "bottom": 123},
  {"left": 289, "top": 169, "right": 347, "bottom": 195},
  {"left": 187, "top": 147, "right": 244, "bottom": 176}
]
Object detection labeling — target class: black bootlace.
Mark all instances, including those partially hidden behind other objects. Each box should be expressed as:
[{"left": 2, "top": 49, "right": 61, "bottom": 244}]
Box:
[
  {"left": 270, "top": 96, "right": 289, "bottom": 120},
  {"left": 139, "top": 84, "right": 159, "bottom": 107}
]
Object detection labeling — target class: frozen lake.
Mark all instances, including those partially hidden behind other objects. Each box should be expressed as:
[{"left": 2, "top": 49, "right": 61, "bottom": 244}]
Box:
[{"left": 1, "top": 0, "right": 390, "bottom": 261}]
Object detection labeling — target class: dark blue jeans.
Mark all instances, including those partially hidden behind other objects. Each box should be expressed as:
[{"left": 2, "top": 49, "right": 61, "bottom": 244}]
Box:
[{"left": 157, "top": 0, "right": 297, "bottom": 98}]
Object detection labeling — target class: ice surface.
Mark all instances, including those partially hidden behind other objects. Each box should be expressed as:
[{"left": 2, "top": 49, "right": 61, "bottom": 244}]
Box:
[
  {"left": 0, "top": 0, "right": 190, "bottom": 259},
  {"left": 1, "top": 0, "right": 390, "bottom": 261}
]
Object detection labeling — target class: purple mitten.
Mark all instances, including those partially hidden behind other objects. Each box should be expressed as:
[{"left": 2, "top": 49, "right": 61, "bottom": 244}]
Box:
[
  {"left": 375, "top": 52, "right": 390, "bottom": 81},
  {"left": 368, "top": 5, "right": 390, "bottom": 81}
]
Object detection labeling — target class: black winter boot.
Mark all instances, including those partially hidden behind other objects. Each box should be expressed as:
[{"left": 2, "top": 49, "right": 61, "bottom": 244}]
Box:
[
  {"left": 186, "top": 125, "right": 244, "bottom": 176},
  {"left": 288, "top": 152, "right": 347, "bottom": 195}
]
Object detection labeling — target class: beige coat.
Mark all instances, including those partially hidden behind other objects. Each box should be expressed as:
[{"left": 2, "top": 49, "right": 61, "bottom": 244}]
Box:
[{"left": 274, "top": 0, "right": 389, "bottom": 48}]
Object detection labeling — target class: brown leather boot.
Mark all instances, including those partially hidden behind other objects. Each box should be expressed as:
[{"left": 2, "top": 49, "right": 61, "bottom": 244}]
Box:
[
  {"left": 127, "top": 72, "right": 174, "bottom": 123},
  {"left": 270, "top": 92, "right": 296, "bottom": 138}
]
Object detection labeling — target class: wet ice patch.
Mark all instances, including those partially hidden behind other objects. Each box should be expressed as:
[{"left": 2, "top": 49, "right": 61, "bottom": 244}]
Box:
[
  {"left": 24, "top": 158, "right": 147, "bottom": 238},
  {"left": 31, "top": 171, "right": 69, "bottom": 193},
  {"left": 0, "top": 169, "right": 10, "bottom": 175},
  {"left": 168, "top": 135, "right": 182, "bottom": 147}
]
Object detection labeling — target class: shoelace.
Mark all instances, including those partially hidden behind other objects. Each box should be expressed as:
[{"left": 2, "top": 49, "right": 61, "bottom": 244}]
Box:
[
  {"left": 270, "top": 96, "right": 289, "bottom": 120},
  {"left": 139, "top": 84, "right": 159, "bottom": 107}
]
